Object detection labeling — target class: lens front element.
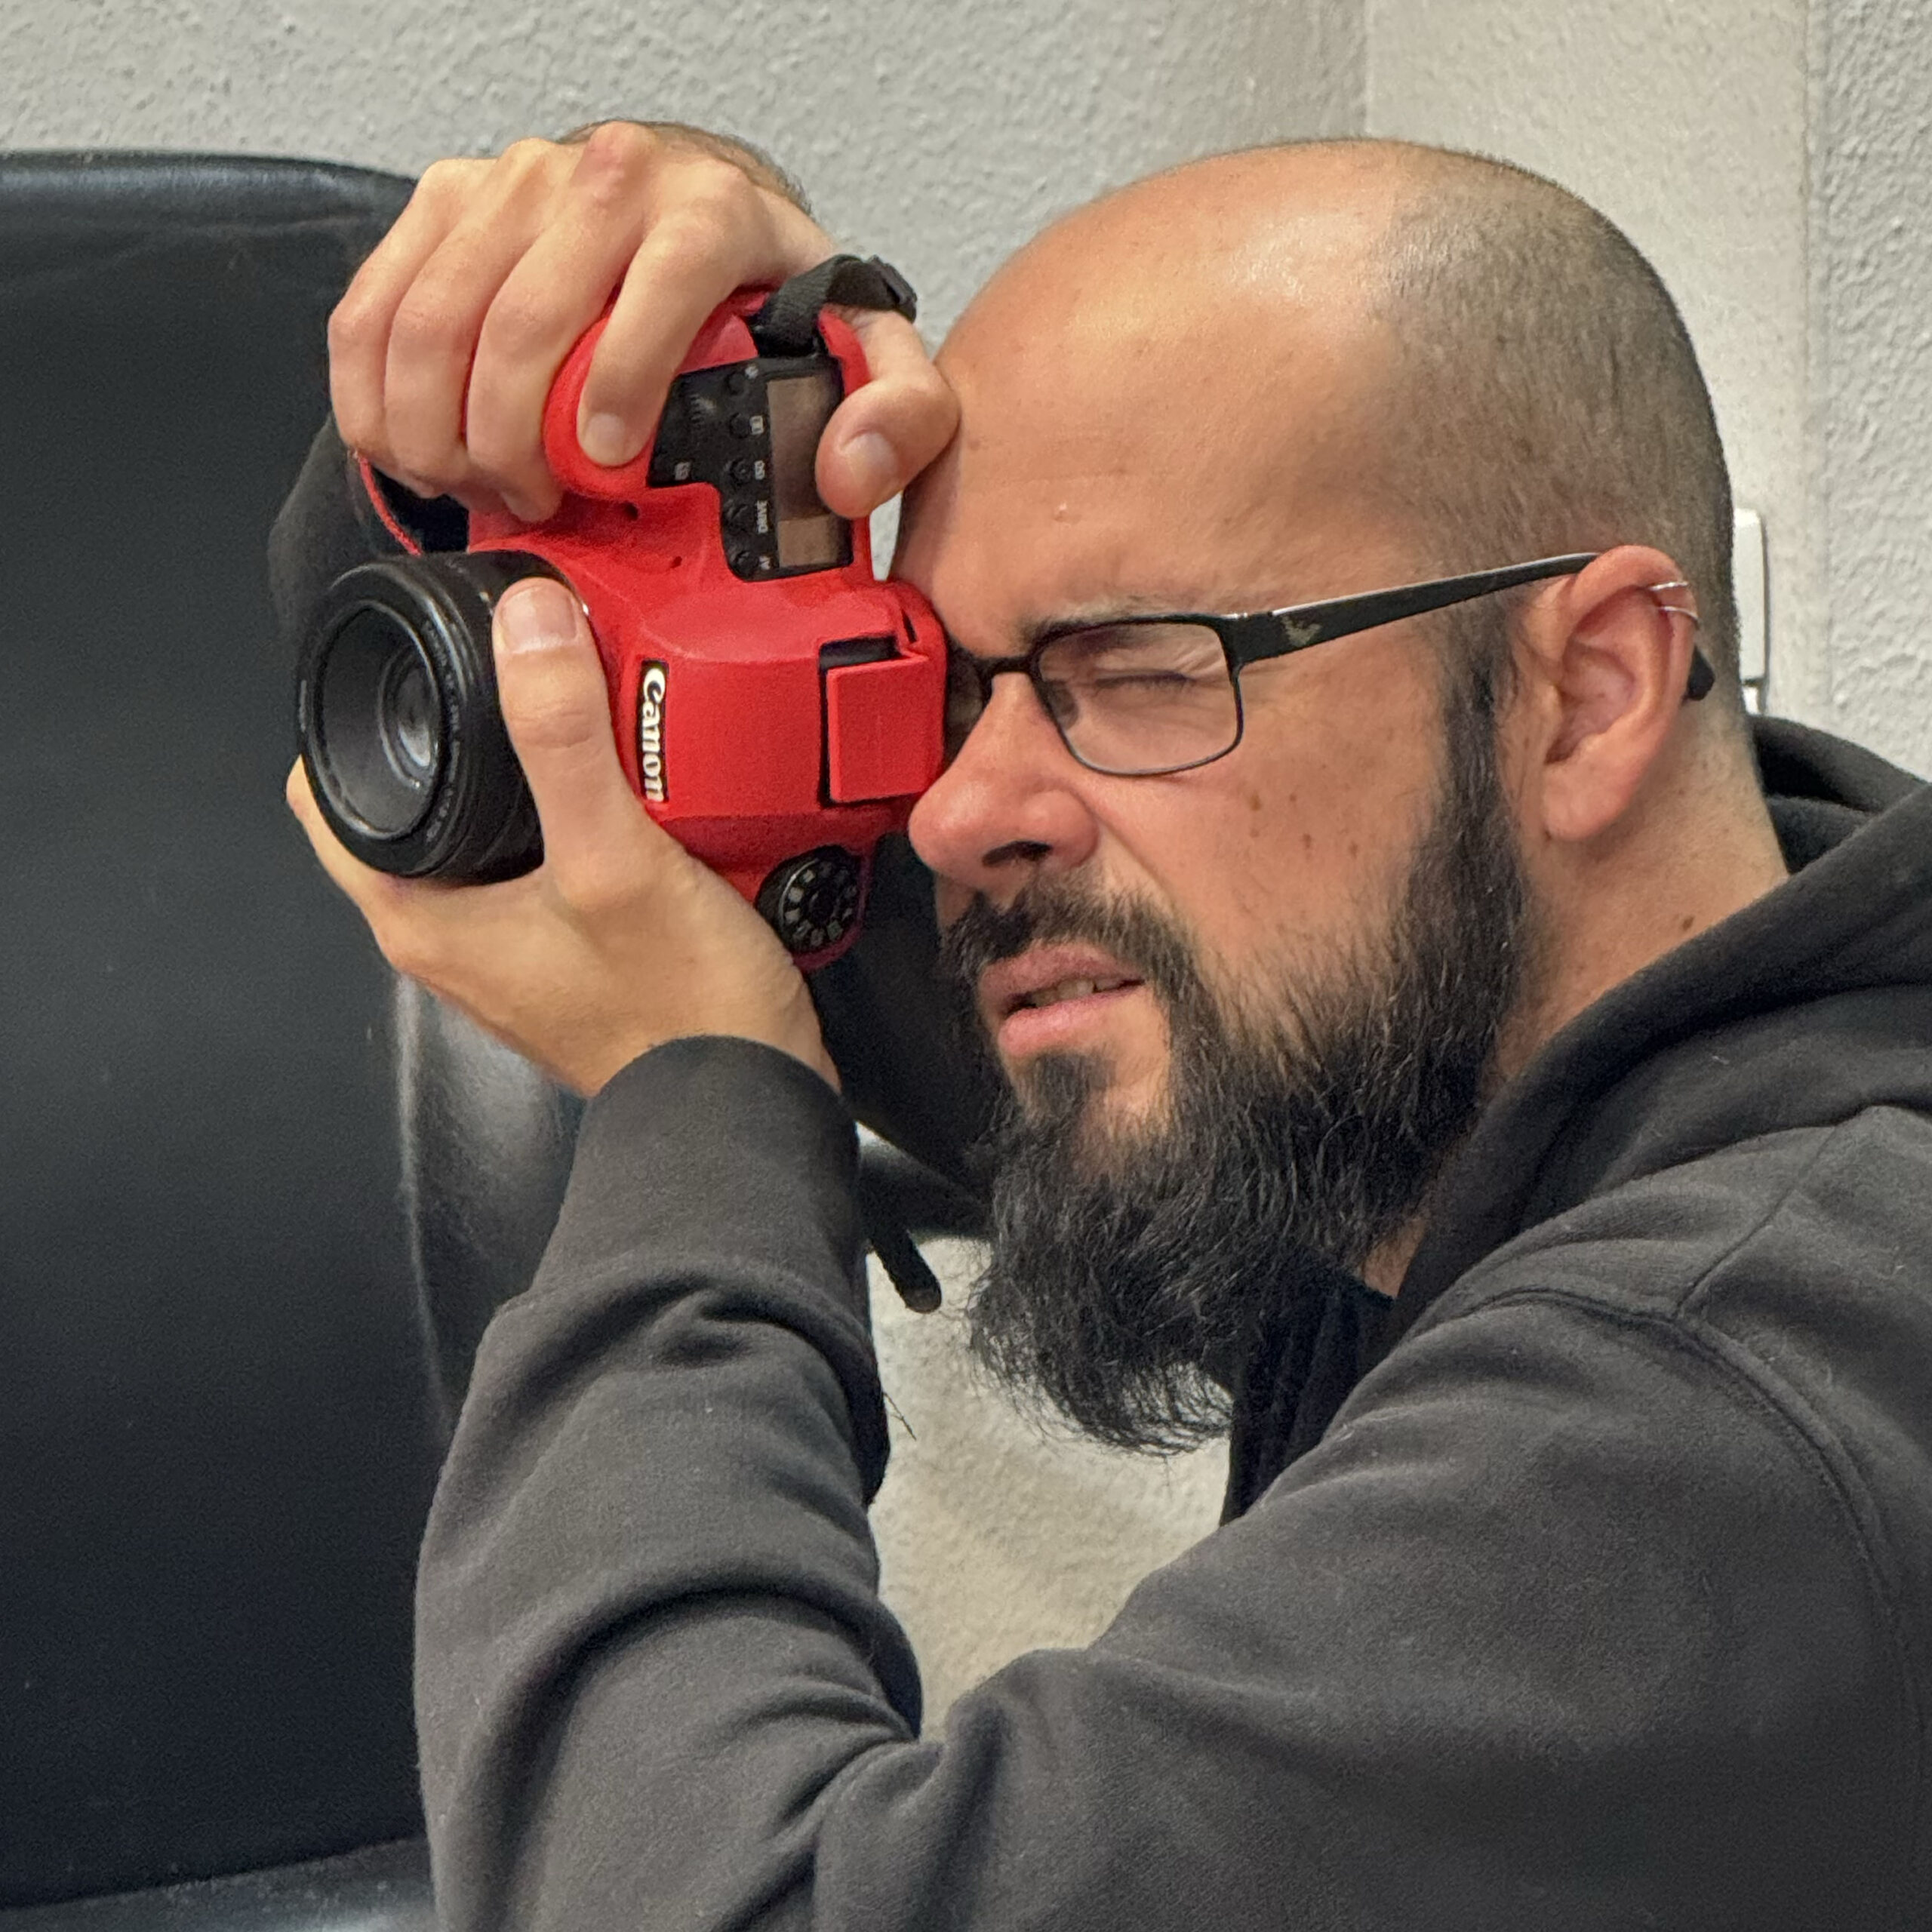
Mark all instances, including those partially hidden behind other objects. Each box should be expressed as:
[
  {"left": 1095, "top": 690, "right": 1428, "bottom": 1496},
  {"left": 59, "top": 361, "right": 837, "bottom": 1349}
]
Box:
[
  {"left": 379, "top": 642, "right": 441, "bottom": 788},
  {"left": 314, "top": 606, "right": 445, "bottom": 838}
]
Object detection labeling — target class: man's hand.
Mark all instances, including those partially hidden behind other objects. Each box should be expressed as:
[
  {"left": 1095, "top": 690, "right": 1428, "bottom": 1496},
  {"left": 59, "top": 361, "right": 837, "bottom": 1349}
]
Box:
[
  {"left": 329, "top": 122, "right": 957, "bottom": 524},
  {"left": 288, "top": 577, "right": 835, "bottom": 1097}
]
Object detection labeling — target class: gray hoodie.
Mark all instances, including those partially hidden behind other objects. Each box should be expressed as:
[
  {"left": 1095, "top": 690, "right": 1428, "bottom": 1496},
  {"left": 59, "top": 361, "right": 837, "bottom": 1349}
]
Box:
[{"left": 411, "top": 715, "right": 1932, "bottom": 1928}]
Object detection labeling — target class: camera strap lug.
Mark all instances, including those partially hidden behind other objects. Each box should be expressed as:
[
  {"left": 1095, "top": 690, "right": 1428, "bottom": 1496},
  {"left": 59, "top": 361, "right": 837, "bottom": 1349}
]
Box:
[{"left": 749, "top": 254, "right": 918, "bottom": 355}]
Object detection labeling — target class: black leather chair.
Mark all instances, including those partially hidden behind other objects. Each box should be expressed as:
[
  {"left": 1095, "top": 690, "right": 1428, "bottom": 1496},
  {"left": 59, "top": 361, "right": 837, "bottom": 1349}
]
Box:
[
  {"left": 0, "top": 146, "right": 988, "bottom": 1932},
  {"left": 0, "top": 152, "right": 444, "bottom": 1928}
]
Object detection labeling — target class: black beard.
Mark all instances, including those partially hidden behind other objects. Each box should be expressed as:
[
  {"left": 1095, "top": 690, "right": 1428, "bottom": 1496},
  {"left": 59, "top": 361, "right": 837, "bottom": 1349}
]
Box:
[{"left": 936, "top": 682, "right": 1540, "bottom": 1454}]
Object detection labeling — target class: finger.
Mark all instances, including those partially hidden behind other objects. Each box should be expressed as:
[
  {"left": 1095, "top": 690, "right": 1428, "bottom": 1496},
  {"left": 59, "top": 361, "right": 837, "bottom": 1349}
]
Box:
[
  {"left": 285, "top": 758, "right": 439, "bottom": 948},
  {"left": 491, "top": 580, "right": 664, "bottom": 906},
  {"left": 575, "top": 160, "right": 832, "bottom": 468},
  {"left": 816, "top": 309, "right": 960, "bottom": 518},
  {"left": 463, "top": 127, "right": 675, "bottom": 517},
  {"left": 380, "top": 141, "right": 583, "bottom": 505},
  {"left": 328, "top": 158, "right": 491, "bottom": 464}
]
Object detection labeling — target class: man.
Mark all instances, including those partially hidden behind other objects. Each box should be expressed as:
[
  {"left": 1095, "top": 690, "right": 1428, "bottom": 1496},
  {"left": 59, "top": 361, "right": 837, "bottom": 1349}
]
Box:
[{"left": 281, "top": 124, "right": 1932, "bottom": 1926}]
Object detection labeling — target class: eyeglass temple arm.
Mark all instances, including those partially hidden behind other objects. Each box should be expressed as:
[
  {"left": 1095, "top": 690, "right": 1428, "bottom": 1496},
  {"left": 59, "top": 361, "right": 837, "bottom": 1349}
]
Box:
[
  {"left": 1236, "top": 551, "right": 1714, "bottom": 700},
  {"left": 1238, "top": 552, "right": 1600, "bottom": 659}
]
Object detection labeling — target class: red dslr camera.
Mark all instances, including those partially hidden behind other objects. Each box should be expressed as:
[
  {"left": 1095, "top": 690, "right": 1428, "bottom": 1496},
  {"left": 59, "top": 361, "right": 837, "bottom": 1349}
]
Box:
[{"left": 295, "top": 258, "right": 945, "bottom": 966}]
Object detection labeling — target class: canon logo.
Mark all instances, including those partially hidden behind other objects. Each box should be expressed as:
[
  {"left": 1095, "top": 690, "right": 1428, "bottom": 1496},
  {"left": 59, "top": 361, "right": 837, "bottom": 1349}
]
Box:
[{"left": 638, "top": 663, "right": 668, "bottom": 803}]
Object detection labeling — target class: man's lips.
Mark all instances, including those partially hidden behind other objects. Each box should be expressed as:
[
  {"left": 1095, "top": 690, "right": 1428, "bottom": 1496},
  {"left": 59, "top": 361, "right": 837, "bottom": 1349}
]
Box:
[{"left": 978, "top": 945, "right": 1147, "bottom": 1055}]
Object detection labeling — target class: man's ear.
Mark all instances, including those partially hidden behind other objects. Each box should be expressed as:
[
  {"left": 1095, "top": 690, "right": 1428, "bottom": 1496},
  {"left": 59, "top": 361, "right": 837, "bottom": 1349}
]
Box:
[{"left": 1518, "top": 545, "right": 1704, "bottom": 847}]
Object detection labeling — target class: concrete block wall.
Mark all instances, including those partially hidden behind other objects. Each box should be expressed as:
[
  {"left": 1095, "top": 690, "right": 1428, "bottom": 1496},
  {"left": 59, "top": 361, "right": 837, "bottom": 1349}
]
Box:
[{"left": 5, "top": 0, "right": 1925, "bottom": 1718}]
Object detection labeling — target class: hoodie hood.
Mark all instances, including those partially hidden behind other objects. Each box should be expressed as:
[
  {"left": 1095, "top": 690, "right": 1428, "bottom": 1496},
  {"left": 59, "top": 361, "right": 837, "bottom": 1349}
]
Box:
[{"left": 1382, "top": 715, "right": 1932, "bottom": 1355}]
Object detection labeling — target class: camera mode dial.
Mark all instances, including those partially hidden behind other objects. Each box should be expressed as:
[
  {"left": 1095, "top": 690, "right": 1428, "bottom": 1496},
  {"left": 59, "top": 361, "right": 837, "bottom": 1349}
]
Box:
[{"left": 756, "top": 847, "right": 864, "bottom": 957}]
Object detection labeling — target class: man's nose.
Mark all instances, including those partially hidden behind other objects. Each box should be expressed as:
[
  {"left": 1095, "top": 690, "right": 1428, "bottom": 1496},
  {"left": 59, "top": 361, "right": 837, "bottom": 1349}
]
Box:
[{"left": 908, "top": 672, "right": 1101, "bottom": 896}]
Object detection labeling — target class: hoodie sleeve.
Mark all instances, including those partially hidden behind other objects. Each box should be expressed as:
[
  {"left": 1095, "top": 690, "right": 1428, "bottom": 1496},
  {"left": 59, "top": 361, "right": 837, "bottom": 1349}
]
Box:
[{"left": 413, "top": 1036, "right": 1915, "bottom": 1932}]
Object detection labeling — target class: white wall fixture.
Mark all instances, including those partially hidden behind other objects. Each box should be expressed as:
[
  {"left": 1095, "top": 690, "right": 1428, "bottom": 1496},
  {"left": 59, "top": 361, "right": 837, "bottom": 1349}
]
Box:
[{"left": 1734, "top": 507, "right": 1767, "bottom": 713}]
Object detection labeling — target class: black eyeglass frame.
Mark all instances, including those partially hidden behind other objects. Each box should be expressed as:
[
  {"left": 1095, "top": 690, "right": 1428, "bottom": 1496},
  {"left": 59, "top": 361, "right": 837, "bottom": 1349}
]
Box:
[{"left": 948, "top": 549, "right": 1717, "bottom": 778}]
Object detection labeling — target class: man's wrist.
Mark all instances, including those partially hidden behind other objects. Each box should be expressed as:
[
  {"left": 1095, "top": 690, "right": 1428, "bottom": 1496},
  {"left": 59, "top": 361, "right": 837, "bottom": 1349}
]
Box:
[{"left": 565, "top": 1032, "right": 869, "bottom": 1327}]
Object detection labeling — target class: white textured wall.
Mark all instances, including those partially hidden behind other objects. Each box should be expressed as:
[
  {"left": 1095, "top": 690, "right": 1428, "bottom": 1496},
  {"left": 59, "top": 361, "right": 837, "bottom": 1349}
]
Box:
[
  {"left": 1366, "top": 0, "right": 1817, "bottom": 718},
  {"left": 1813, "top": 0, "right": 1932, "bottom": 776},
  {"left": 1367, "top": 0, "right": 1932, "bottom": 774},
  {"left": 0, "top": 0, "right": 1361, "bottom": 339}
]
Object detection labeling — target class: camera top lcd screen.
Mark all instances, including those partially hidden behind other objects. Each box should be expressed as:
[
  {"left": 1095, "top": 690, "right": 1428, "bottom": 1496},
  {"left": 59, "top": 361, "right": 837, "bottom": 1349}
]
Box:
[{"left": 768, "top": 371, "right": 845, "bottom": 570}]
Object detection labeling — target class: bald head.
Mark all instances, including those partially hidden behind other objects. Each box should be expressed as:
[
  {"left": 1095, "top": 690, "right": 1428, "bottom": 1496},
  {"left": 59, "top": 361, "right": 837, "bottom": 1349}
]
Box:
[{"left": 940, "top": 140, "right": 1740, "bottom": 699}]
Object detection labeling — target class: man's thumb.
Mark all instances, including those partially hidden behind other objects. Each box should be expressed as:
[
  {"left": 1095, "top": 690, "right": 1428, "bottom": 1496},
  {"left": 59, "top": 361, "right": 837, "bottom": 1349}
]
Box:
[
  {"left": 815, "top": 312, "right": 958, "bottom": 518},
  {"left": 493, "top": 579, "right": 640, "bottom": 875}
]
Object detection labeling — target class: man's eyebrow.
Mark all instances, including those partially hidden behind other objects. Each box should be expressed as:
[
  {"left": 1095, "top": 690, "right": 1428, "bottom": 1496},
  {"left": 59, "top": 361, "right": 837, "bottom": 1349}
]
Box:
[{"left": 944, "top": 596, "right": 1206, "bottom": 661}]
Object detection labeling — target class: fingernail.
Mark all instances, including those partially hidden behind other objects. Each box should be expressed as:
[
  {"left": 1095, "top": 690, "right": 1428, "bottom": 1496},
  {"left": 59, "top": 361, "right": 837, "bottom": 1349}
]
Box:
[
  {"left": 496, "top": 579, "right": 576, "bottom": 654},
  {"left": 578, "top": 411, "right": 637, "bottom": 467},
  {"left": 836, "top": 429, "right": 897, "bottom": 504}
]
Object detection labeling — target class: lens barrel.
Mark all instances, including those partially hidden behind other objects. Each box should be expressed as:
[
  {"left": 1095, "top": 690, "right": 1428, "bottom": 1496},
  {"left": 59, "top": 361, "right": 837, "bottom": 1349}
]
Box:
[{"left": 297, "top": 552, "right": 567, "bottom": 883}]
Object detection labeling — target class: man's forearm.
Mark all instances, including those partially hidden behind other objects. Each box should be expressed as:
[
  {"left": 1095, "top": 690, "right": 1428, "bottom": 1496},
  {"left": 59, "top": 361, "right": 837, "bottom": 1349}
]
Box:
[{"left": 415, "top": 1036, "right": 918, "bottom": 1928}]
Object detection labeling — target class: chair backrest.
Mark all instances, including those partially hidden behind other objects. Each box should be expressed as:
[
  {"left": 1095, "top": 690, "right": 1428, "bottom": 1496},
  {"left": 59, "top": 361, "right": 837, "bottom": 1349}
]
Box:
[
  {"left": 0, "top": 145, "right": 991, "bottom": 1927},
  {"left": 0, "top": 152, "right": 443, "bottom": 1909}
]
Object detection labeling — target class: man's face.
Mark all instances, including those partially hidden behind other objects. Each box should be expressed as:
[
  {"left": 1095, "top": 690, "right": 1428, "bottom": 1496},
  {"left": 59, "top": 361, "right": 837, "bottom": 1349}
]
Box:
[
  {"left": 899, "top": 270, "right": 1462, "bottom": 1144},
  {"left": 894, "top": 252, "right": 1542, "bottom": 1447}
]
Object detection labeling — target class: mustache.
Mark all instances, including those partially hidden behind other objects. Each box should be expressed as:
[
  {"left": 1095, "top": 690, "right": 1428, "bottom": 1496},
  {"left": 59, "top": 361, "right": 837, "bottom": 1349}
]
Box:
[{"left": 934, "top": 878, "right": 1191, "bottom": 1011}]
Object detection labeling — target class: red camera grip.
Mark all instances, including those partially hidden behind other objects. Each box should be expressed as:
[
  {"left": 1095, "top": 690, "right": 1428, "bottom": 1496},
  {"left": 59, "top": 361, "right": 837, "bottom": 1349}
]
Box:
[{"left": 540, "top": 300, "right": 767, "bottom": 502}]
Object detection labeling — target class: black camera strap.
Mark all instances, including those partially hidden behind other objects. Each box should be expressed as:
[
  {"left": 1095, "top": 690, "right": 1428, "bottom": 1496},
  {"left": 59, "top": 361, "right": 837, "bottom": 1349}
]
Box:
[
  {"left": 753, "top": 254, "right": 940, "bottom": 1315},
  {"left": 858, "top": 1180, "right": 945, "bottom": 1316},
  {"left": 749, "top": 254, "right": 918, "bottom": 355}
]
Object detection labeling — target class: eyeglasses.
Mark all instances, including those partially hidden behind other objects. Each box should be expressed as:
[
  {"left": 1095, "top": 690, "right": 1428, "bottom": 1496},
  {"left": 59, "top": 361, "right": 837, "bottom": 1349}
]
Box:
[{"left": 944, "top": 551, "right": 1716, "bottom": 778}]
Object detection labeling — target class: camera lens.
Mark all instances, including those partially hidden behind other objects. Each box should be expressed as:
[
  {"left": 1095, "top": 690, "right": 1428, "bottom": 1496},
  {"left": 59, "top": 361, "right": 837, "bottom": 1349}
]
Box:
[
  {"left": 377, "top": 640, "right": 441, "bottom": 786},
  {"left": 313, "top": 606, "right": 446, "bottom": 838},
  {"left": 297, "top": 552, "right": 565, "bottom": 882}
]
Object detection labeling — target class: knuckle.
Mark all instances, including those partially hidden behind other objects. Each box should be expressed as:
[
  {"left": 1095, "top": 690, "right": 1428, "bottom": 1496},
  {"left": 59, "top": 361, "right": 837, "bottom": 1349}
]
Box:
[
  {"left": 572, "top": 141, "right": 657, "bottom": 217},
  {"left": 383, "top": 423, "right": 461, "bottom": 488},
  {"left": 386, "top": 287, "right": 471, "bottom": 360},
  {"left": 416, "top": 156, "right": 483, "bottom": 208},
  {"left": 555, "top": 852, "right": 639, "bottom": 922},
  {"left": 687, "top": 168, "right": 765, "bottom": 240},
  {"left": 580, "top": 118, "right": 658, "bottom": 170},
  {"left": 412, "top": 159, "right": 458, "bottom": 205},
  {"left": 678, "top": 154, "right": 755, "bottom": 207},
  {"left": 499, "top": 136, "right": 558, "bottom": 178},
  {"left": 645, "top": 206, "right": 734, "bottom": 281},
  {"left": 328, "top": 285, "right": 379, "bottom": 355},
  {"left": 508, "top": 684, "right": 606, "bottom": 755},
  {"left": 331, "top": 389, "right": 380, "bottom": 457},
  {"left": 475, "top": 283, "right": 557, "bottom": 361},
  {"left": 457, "top": 404, "right": 524, "bottom": 474}
]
